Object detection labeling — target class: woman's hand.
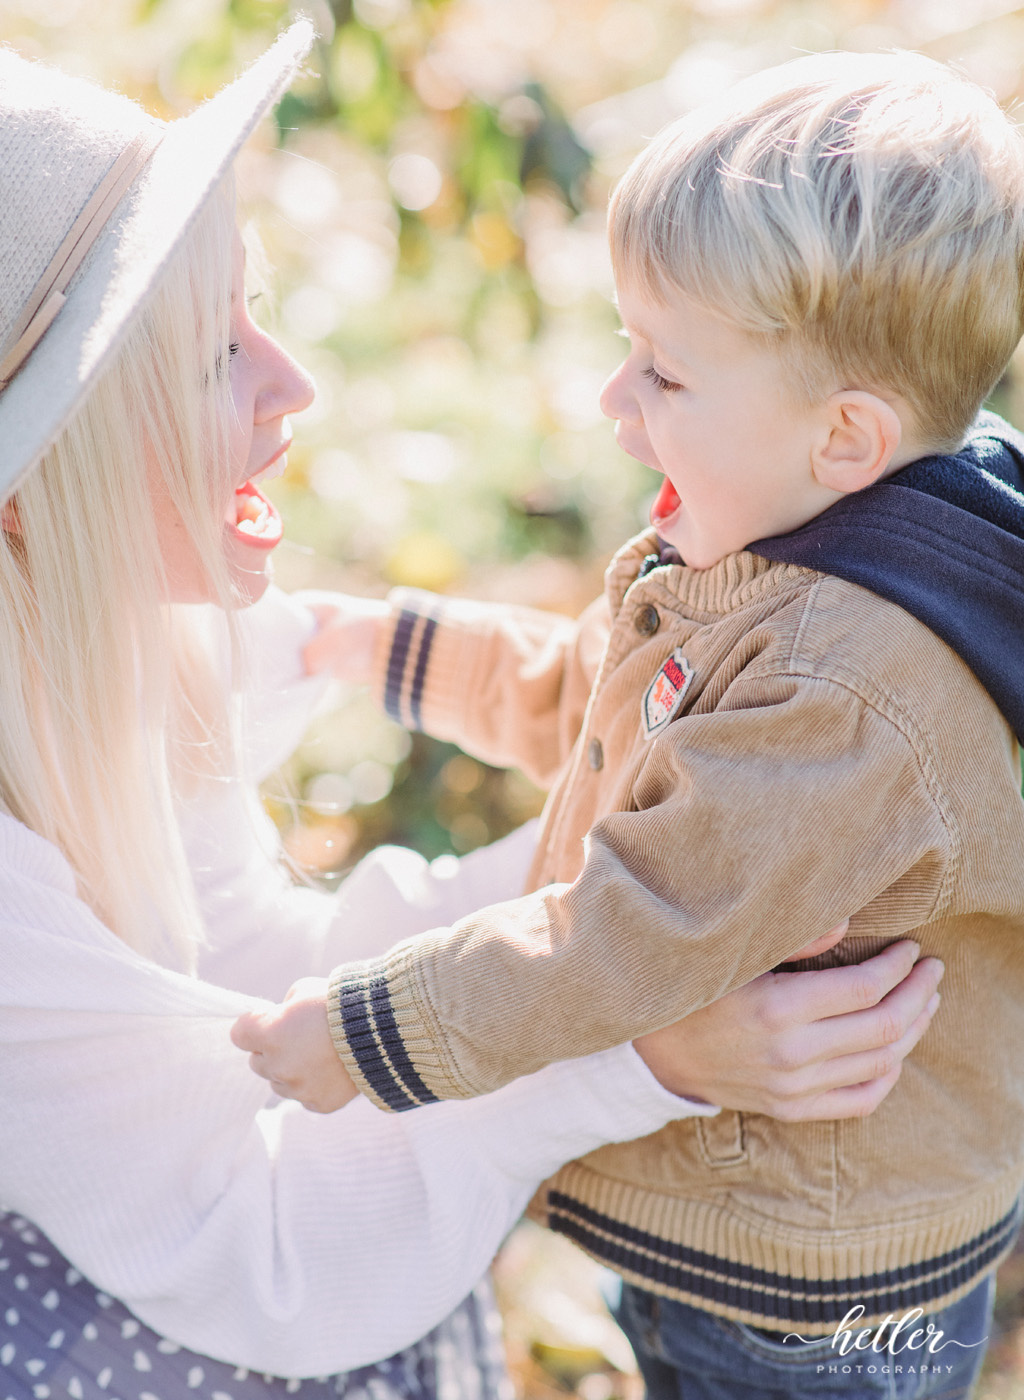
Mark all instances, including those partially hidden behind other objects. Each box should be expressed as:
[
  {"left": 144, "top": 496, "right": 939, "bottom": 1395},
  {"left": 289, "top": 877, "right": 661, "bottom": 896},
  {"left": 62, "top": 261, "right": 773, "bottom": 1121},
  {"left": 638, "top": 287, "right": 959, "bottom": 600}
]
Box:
[
  {"left": 634, "top": 930, "right": 944, "bottom": 1120},
  {"left": 230, "top": 978, "right": 357, "bottom": 1114},
  {"left": 300, "top": 593, "right": 389, "bottom": 685}
]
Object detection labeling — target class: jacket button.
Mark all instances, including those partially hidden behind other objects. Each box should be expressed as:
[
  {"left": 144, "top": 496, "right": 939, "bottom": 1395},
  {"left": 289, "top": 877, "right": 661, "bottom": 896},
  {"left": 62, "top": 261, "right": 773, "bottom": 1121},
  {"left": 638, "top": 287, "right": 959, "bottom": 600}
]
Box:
[
  {"left": 588, "top": 738, "right": 604, "bottom": 771},
  {"left": 635, "top": 604, "right": 660, "bottom": 636}
]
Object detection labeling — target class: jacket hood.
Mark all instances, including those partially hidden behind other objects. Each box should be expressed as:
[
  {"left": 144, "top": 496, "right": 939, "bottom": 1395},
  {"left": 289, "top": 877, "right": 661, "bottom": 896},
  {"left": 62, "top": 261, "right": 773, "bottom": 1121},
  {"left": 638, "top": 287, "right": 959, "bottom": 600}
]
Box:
[{"left": 748, "top": 410, "right": 1024, "bottom": 742}]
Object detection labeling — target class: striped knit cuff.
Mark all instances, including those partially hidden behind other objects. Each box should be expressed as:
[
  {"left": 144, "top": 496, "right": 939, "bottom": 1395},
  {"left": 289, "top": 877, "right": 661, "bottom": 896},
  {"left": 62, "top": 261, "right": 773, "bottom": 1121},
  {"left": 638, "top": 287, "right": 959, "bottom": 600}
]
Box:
[
  {"left": 327, "top": 952, "right": 461, "bottom": 1113},
  {"left": 380, "top": 601, "right": 443, "bottom": 733}
]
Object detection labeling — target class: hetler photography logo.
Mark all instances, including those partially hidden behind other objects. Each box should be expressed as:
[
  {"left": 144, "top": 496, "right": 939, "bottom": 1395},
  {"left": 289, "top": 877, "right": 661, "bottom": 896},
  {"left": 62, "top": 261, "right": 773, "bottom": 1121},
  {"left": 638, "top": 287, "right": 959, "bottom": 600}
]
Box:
[{"left": 782, "top": 1306, "right": 989, "bottom": 1379}]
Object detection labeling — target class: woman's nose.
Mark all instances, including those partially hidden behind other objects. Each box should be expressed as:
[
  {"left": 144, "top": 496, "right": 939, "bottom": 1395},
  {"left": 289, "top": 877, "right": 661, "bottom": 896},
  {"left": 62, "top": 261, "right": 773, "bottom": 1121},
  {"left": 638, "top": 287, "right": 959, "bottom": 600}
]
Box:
[{"left": 256, "top": 334, "right": 316, "bottom": 423}]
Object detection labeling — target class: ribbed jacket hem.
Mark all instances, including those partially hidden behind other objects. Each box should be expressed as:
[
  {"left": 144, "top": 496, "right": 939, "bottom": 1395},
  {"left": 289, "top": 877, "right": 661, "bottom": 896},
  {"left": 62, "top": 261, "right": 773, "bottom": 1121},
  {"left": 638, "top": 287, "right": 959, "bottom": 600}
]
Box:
[{"left": 537, "top": 1162, "right": 1023, "bottom": 1335}]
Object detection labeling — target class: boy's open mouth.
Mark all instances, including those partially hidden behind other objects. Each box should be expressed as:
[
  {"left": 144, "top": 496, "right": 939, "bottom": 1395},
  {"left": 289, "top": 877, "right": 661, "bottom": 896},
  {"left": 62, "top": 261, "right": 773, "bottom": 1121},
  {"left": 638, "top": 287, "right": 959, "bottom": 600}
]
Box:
[
  {"left": 650, "top": 476, "right": 681, "bottom": 529},
  {"left": 229, "top": 479, "right": 283, "bottom": 550}
]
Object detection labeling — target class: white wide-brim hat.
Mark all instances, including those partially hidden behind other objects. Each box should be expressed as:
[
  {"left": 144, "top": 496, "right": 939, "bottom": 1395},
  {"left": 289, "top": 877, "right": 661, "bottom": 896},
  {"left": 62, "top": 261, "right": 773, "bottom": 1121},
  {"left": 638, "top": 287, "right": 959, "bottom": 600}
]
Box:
[{"left": 0, "top": 19, "right": 315, "bottom": 505}]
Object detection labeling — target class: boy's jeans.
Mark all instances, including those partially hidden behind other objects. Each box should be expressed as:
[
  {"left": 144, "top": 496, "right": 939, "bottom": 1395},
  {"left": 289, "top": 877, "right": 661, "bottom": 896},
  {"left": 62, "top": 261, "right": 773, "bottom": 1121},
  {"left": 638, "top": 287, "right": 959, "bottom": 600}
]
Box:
[{"left": 613, "top": 1273, "right": 995, "bottom": 1400}]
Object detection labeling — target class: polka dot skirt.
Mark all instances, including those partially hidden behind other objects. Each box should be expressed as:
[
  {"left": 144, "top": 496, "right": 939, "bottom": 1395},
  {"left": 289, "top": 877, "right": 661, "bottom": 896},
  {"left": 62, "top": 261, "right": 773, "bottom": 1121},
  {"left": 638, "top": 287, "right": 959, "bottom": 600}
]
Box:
[{"left": 0, "top": 1211, "right": 513, "bottom": 1400}]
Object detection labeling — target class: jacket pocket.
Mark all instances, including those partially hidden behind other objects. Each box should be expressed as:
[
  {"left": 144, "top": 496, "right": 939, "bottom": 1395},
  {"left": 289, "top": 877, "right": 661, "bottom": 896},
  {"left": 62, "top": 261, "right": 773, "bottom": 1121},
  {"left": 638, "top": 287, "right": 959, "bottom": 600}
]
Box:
[{"left": 696, "top": 1111, "right": 749, "bottom": 1167}]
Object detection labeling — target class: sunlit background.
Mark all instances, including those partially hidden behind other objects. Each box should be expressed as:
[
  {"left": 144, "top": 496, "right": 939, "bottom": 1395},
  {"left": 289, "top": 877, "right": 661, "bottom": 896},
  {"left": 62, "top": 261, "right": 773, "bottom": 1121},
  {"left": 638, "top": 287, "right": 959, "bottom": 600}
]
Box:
[{"left": 6, "top": 0, "right": 1024, "bottom": 1393}]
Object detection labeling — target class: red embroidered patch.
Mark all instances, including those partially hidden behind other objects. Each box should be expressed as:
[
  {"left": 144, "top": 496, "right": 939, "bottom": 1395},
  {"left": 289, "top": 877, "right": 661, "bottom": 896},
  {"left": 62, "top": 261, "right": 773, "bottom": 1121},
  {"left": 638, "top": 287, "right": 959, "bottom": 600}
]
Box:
[{"left": 642, "top": 647, "right": 694, "bottom": 737}]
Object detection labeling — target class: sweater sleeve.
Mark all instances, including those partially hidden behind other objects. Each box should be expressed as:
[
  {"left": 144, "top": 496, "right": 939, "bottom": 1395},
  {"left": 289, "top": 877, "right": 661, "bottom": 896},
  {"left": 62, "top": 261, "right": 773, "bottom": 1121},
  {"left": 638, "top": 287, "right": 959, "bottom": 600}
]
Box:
[
  {"left": 365, "top": 587, "right": 610, "bottom": 788},
  {"left": 327, "top": 670, "right": 954, "bottom": 1109},
  {"left": 0, "top": 816, "right": 709, "bottom": 1378}
]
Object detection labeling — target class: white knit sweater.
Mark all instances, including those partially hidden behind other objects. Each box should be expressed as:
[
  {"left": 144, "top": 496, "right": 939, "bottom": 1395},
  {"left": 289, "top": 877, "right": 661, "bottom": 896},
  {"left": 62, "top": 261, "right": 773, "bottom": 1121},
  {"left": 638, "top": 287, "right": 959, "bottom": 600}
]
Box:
[{"left": 0, "top": 588, "right": 710, "bottom": 1378}]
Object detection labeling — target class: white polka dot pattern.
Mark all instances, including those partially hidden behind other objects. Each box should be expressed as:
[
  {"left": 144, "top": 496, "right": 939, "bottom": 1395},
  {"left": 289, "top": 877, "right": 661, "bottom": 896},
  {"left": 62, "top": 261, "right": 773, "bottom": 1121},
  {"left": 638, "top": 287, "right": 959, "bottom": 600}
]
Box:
[{"left": 0, "top": 1211, "right": 513, "bottom": 1400}]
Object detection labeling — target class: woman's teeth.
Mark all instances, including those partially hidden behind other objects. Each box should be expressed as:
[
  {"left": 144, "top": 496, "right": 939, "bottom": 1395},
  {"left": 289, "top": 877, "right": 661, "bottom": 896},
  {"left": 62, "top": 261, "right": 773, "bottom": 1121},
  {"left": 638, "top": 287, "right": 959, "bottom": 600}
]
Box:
[
  {"left": 237, "top": 493, "right": 271, "bottom": 536},
  {"left": 255, "top": 451, "right": 288, "bottom": 485}
]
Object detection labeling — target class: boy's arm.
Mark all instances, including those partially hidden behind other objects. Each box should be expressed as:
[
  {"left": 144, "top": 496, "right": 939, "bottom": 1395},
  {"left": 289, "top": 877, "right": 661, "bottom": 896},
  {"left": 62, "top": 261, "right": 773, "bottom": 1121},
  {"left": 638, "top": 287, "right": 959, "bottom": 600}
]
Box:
[
  {"left": 232, "top": 938, "right": 944, "bottom": 1118},
  {"left": 324, "top": 671, "right": 953, "bottom": 1110},
  {"left": 299, "top": 587, "right": 609, "bottom": 788}
]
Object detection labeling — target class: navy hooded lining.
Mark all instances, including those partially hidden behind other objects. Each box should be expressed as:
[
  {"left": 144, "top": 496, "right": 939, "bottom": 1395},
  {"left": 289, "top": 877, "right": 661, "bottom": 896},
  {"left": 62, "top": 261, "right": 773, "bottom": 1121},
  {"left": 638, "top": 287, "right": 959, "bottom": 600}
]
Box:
[{"left": 658, "top": 411, "right": 1024, "bottom": 742}]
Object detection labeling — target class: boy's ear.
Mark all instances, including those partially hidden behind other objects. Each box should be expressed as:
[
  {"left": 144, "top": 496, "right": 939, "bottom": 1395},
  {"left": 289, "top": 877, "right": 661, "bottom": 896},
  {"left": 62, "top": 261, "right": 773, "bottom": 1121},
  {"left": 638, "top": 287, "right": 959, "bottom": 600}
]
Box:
[{"left": 810, "top": 390, "right": 903, "bottom": 495}]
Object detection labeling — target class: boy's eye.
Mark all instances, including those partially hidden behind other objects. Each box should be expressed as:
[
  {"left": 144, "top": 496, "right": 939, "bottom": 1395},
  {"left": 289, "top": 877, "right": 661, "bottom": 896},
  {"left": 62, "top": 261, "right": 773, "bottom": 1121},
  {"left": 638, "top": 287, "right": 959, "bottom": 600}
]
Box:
[{"left": 642, "top": 365, "right": 682, "bottom": 393}]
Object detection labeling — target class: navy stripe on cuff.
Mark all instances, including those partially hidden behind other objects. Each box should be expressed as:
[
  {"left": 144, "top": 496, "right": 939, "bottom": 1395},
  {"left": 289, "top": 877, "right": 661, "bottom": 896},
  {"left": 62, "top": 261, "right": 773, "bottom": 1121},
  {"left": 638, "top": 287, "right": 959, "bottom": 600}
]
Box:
[
  {"left": 383, "top": 607, "right": 441, "bottom": 731},
  {"left": 384, "top": 610, "right": 418, "bottom": 725},
  {"left": 408, "top": 613, "right": 438, "bottom": 730},
  {"left": 336, "top": 963, "right": 440, "bottom": 1112}
]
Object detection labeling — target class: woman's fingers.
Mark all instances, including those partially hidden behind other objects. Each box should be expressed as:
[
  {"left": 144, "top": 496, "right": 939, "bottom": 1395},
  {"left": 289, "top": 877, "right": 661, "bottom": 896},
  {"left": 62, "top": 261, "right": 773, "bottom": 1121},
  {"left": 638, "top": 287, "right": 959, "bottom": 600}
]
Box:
[
  {"left": 775, "top": 1064, "right": 905, "bottom": 1123},
  {"left": 797, "top": 989, "right": 941, "bottom": 1097},
  {"left": 780, "top": 954, "right": 945, "bottom": 1066},
  {"left": 784, "top": 919, "right": 849, "bottom": 961},
  {"left": 765, "top": 984, "right": 942, "bottom": 1112},
  {"left": 766, "top": 938, "right": 931, "bottom": 1024}
]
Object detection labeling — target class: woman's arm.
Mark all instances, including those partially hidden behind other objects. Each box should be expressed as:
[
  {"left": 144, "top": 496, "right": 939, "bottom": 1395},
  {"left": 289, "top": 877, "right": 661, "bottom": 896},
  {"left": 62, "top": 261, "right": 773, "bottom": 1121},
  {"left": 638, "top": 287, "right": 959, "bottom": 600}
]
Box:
[
  {"left": 0, "top": 889, "right": 696, "bottom": 1375},
  {"left": 0, "top": 816, "right": 701, "bottom": 1378}
]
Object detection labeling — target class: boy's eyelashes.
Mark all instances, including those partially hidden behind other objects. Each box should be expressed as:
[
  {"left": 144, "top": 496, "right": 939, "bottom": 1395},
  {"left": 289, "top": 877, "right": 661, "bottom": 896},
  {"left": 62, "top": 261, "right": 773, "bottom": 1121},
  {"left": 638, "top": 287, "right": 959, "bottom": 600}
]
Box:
[
  {"left": 612, "top": 325, "right": 683, "bottom": 392},
  {"left": 642, "top": 364, "right": 683, "bottom": 393}
]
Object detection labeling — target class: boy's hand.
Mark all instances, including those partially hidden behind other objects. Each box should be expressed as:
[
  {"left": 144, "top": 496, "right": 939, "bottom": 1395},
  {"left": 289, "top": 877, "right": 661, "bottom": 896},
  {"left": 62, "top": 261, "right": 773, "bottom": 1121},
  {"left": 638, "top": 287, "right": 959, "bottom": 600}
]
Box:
[
  {"left": 634, "top": 936, "right": 944, "bottom": 1121},
  {"left": 230, "top": 978, "right": 359, "bottom": 1114},
  {"left": 300, "top": 593, "right": 390, "bottom": 686}
]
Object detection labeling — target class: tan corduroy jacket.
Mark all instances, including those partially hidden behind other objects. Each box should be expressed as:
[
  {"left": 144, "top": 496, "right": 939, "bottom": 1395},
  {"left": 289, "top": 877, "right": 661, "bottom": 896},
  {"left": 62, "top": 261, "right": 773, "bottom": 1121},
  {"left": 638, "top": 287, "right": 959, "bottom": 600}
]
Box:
[{"left": 328, "top": 530, "right": 1024, "bottom": 1333}]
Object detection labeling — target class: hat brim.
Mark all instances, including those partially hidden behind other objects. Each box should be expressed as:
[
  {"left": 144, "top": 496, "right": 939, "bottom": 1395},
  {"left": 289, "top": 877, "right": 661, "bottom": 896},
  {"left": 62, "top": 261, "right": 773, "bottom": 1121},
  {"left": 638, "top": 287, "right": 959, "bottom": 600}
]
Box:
[{"left": 0, "top": 20, "right": 315, "bottom": 504}]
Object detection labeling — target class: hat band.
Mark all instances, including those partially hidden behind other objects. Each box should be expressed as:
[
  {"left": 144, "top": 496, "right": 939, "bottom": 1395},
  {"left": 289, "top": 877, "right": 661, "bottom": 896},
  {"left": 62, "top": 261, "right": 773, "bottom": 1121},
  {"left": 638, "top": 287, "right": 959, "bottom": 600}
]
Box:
[{"left": 0, "top": 125, "right": 164, "bottom": 391}]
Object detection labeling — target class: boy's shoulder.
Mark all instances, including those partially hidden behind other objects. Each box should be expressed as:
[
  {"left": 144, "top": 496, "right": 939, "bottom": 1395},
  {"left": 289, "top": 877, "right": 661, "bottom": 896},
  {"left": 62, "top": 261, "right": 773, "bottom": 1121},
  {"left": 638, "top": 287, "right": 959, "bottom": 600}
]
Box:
[
  {"left": 603, "top": 527, "right": 1012, "bottom": 796},
  {"left": 606, "top": 414, "right": 1024, "bottom": 753},
  {"left": 746, "top": 411, "right": 1024, "bottom": 745}
]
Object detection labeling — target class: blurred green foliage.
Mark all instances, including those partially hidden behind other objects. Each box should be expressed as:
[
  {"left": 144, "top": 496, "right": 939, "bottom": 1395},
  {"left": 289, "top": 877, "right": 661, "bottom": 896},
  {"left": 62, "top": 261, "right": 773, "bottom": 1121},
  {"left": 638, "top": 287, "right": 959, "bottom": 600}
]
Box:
[
  {"left": 6, "top": 0, "right": 1024, "bottom": 883},
  {"left": 7, "top": 0, "right": 1024, "bottom": 883},
  {"left": 7, "top": 2, "right": 1024, "bottom": 1393}
]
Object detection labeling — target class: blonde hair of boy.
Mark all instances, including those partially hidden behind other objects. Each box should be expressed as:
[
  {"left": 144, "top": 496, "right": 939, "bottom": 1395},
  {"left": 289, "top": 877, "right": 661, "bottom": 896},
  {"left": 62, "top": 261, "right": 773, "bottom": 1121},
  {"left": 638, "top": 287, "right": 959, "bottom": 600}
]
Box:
[
  {"left": 610, "top": 50, "right": 1024, "bottom": 452},
  {"left": 0, "top": 180, "right": 241, "bottom": 969}
]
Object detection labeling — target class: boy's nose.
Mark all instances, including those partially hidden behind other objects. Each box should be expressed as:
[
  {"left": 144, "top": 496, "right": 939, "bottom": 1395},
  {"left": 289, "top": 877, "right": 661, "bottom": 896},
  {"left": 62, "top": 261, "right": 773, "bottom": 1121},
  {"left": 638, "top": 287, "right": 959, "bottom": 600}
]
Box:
[{"left": 600, "top": 361, "right": 640, "bottom": 425}]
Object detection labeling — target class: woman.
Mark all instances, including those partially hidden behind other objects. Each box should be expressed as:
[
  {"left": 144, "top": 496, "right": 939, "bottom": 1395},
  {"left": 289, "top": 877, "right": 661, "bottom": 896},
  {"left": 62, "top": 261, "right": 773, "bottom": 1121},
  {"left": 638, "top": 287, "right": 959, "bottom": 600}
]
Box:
[{"left": 0, "top": 24, "right": 942, "bottom": 1400}]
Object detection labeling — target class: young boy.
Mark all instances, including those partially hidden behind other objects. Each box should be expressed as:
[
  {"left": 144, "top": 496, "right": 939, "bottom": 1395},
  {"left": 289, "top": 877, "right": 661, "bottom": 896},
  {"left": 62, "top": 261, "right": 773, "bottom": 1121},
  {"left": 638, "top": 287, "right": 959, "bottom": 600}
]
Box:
[{"left": 239, "top": 50, "right": 1024, "bottom": 1397}]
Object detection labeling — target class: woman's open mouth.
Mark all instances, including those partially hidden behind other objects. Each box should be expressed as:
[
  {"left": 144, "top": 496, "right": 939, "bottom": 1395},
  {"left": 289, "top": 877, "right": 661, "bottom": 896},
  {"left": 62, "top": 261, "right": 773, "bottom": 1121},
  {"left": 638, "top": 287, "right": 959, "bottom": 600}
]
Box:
[{"left": 227, "top": 479, "right": 283, "bottom": 551}]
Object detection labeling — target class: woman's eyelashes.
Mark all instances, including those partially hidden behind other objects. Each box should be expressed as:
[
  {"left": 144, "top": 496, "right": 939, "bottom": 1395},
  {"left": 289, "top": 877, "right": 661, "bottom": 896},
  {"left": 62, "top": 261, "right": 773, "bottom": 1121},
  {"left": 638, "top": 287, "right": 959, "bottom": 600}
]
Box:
[
  {"left": 212, "top": 342, "right": 240, "bottom": 383},
  {"left": 642, "top": 364, "right": 683, "bottom": 393}
]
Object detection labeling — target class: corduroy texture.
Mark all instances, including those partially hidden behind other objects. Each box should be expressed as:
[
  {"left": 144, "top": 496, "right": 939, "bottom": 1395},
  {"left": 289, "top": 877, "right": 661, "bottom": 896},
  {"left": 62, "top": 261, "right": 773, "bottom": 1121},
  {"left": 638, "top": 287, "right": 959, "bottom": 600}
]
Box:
[
  {"left": 0, "top": 22, "right": 313, "bottom": 504},
  {"left": 328, "top": 533, "right": 1024, "bottom": 1332}
]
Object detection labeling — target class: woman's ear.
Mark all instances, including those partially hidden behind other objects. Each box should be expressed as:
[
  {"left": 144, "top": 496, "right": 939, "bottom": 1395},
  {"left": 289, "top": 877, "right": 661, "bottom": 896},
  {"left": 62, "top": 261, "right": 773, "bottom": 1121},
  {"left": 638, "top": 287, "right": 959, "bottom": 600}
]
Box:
[
  {"left": 1, "top": 498, "right": 20, "bottom": 534},
  {"left": 811, "top": 390, "right": 904, "bottom": 495}
]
